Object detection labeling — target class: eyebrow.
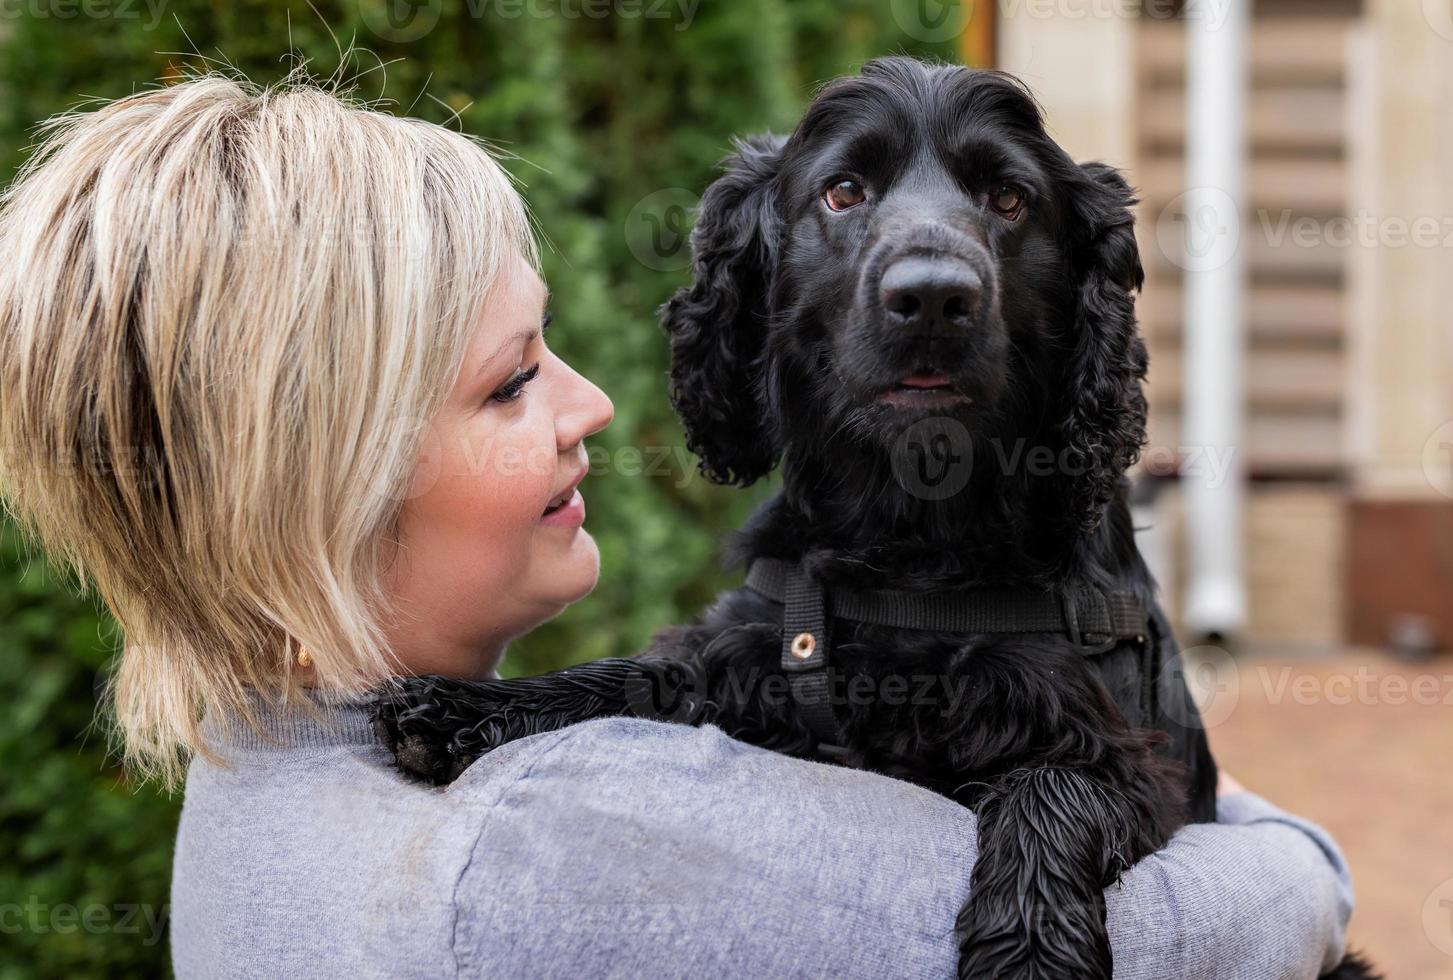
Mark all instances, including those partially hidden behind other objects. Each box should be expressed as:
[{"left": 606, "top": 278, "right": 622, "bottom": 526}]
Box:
[
  {"left": 472, "top": 305, "right": 553, "bottom": 384},
  {"left": 475, "top": 328, "right": 538, "bottom": 382}
]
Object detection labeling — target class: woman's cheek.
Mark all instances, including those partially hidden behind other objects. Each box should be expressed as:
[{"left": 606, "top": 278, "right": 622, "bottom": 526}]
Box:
[{"left": 456, "top": 427, "right": 555, "bottom": 543}]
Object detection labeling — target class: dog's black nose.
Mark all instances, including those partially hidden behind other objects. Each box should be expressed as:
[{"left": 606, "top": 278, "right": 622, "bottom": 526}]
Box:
[{"left": 880, "top": 257, "right": 982, "bottom": 333}]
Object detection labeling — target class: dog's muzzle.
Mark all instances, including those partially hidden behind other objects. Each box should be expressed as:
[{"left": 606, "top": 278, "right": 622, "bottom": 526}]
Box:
[
  {"left": 880, "top": 256, "right": 983, "bottom": 336},
  {"left": 865, "top": 222, "right": 995, "bottom": 338}
]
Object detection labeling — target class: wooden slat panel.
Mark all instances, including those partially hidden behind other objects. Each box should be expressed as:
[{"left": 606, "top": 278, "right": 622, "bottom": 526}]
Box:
[
  {"left": 1147, "top": 348, "right": 1346, "bottom": 412},
  {"left": 1140, "top": 157, "right": 1346, "bottom": 215},
  {"left": 1232, "top": 282, "right": 1344, "bottom": 338},
  {"left": 1247, "top": 350, "right": 1345, "bottom": 408},
  {"left": 1136, "top": 13, "right": 1352, "bottom": 478},
  {"left": 1147, "top": 411, "right": 1344, "bottom": 473},
  {"left": 1140, "top": 87, "right": 1344, "bottom": 152},
  {"left": 1139, "top": 19, "right": 1348, "bottom": 86},
  {"left": 1243, "top": 234, "right": 1347, "bottom": 280},
  {"left": 1142, "top": 227, "right": 1346, "bottom": 282},
  {"left": 1140, "top": 282, "right": 1345, "bottom": 344}
]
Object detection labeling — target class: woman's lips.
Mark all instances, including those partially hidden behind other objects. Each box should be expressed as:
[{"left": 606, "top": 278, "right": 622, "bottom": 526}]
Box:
[{"left": 539, "top": 489, "right": 585, "bottom": 528}]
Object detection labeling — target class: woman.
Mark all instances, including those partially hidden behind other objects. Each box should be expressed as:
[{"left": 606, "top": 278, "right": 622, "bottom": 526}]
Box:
[{"left": 0, "top": 72, "right": 1351, "bottom": 978}]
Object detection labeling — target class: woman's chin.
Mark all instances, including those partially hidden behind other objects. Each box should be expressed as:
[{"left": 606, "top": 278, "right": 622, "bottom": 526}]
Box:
[
  {"left": 546, "top": 530, "right": 602, "bottom": 606},
  {"left": 507, "top": 530, "right": 601, "bottom": 631}
]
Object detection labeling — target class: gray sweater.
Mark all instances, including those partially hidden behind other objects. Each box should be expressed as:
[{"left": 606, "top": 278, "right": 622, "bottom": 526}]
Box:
[{"left": 170, "top": 691, "right": 1352, "bottom": 979}]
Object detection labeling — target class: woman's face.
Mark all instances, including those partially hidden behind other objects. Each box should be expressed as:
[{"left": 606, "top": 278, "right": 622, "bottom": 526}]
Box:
[{"left": 381, "top": 252, "right": 614, "bottom": 678}]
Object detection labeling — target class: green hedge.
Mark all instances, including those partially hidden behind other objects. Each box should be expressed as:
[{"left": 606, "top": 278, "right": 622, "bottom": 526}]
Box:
[{"left": 0, "top": 4, "right": 956, "bottom": 975}]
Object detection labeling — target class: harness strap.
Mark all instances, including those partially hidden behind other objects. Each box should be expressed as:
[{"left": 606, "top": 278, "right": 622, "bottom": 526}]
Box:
[
  {"left": 778, "top": 565, "right": 841, "bottom": 754},
  {"left": 747, "top": 557, "right": 1151, "bottom": 754},
  {"left": 749, "top": 558, "right": 1147, "bottom": 644}
]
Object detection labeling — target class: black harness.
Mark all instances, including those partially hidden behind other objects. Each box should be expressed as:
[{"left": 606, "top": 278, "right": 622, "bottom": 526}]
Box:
[{"left": 743, "top": 557, "right": 1152, "bottom": 756}]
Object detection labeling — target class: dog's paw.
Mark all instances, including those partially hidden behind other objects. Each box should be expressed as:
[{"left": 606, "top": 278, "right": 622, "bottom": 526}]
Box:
[{"left": 370, "top": 676, "right": 505, "bottom": 786}]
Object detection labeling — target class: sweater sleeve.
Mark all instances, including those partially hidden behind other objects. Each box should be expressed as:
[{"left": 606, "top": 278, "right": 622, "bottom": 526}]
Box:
[
  {"left": 449, "top": 717, "right": 1352, "bottom": 980},
  {"left": 1108, "top": 790, "right": 1353, "bottom": 979}
]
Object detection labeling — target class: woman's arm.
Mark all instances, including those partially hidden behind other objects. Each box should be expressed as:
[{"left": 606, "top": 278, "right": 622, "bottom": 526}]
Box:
[
  {"left": 447, "top": 716, "right": 1351, "bottom": 979},
  {"left": 1109, "top": 789, "right": 1352, "bottom": 979}
]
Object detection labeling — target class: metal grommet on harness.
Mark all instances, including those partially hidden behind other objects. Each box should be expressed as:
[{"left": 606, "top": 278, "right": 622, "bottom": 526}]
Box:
[{"left": 778, "top": 565, "right": 843, "bottom": 755}]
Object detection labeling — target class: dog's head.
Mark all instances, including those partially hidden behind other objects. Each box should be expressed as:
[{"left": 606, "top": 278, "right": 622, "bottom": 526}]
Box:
[{"left": 663, "top": 58, "right": 1145, "bottom": 534}]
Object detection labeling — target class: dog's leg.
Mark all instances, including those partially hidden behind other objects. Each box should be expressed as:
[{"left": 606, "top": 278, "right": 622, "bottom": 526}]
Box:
[
  {"left": 954, "top": 766, "right": 1132, "bottom": 980},
  {"left": 372, "top": 659, "right": 679, "bottom": 784},
  {"left": 866, "top": 639, "right": 1183, "bottom": 980},
  {"left": 372, "top": 622, "right": 801, "bottom": 784}
]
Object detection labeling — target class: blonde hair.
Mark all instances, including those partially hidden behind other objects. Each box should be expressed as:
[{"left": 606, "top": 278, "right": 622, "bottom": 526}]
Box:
[{"left": 0, "top": 69, "right": 537, "bottom": 785}]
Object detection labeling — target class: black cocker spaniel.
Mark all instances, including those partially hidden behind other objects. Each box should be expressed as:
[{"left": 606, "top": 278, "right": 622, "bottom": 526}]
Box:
[{"left": 374, "top": 58, "right": 1374, "bottom": 980}]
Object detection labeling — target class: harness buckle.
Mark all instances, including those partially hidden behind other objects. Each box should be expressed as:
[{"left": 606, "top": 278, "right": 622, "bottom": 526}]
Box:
[{"left": 1061, "top": 589, "right": 1118, "bottom": 655}]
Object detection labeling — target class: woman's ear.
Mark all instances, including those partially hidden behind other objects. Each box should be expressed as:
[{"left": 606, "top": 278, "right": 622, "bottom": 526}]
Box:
[
  {"left": 1058, "top": 161, "right": 1149, "bottom": 533},
  {"left": 660, "top": 134, "right": 785, "bottom": 487}
]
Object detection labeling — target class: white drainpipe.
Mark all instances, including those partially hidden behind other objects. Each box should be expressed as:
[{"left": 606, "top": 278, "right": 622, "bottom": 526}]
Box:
[{"left": 1181, "top": 0, "right": 1250, "bottom": 638}]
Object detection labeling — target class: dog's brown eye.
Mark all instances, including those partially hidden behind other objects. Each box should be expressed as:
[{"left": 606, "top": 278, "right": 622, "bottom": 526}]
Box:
[
  {"left": 990, "top": 185, "right": 1024, "bottom": 218},
  {"left": 823, "top": 179, "right": 866, "bottom": 212}
]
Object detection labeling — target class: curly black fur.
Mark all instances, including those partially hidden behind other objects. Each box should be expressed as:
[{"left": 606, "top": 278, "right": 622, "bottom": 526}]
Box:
[{"left": 373, "top": 58, "right": 1375, "bottom": 980}]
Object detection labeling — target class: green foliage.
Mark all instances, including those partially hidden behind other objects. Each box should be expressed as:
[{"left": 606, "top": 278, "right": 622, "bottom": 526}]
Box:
[
  {"left": 0, "top": 523, "right": 177, "bottom": 979},
  {"left": 0, "top": 4, "right": 956, "bottom": 975}
]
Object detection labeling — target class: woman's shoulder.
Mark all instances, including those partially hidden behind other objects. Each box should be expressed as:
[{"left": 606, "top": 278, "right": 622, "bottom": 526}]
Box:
[
  {"left": 445, "top": 716, "right": 975, "bottom": 978},
  {"left": 456, "top": 714, "right": 972, "bottom": 819},
  {"left": 451, "top": 714, "right": 980, "bottom": 866},
  {"left": 168, "top": 717, "right": 967, "bottom": 976},
  {"left": 446, "top": 718, "right": 1353, "bottom": 980}
]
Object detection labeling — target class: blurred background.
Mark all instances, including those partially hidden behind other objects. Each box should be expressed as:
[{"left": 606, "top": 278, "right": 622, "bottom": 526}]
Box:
[{"left": 1, "top": 0, "right": 1449, "bottom": 976}]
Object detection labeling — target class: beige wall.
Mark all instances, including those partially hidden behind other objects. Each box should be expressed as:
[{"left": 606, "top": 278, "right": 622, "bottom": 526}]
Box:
[
  {"left": 997, "top": 2, "right": 1138, "bottom": 171},
  {"left": 1349, "top": 1, "right": 1453, "bottom": 499}
]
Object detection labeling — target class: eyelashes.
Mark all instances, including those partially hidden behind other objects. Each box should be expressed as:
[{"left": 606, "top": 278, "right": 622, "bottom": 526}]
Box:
[{"left": 489, "top": 363, "right": 540, "bottom": 404}]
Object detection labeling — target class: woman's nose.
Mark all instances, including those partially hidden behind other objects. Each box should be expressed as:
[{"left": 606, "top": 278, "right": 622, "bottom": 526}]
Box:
[{"left": 556, "top": 361, "right": 614, "bottom": 452}]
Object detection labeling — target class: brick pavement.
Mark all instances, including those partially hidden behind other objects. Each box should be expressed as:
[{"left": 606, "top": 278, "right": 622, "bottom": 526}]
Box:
[{"left": 1205, "top": 649, "right": 1453, "bottom": 979}]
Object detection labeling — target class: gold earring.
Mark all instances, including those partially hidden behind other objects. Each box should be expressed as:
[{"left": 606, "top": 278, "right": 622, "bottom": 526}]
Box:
[{"left": 296, "top": 645, "right": 313, "bottom": 669}]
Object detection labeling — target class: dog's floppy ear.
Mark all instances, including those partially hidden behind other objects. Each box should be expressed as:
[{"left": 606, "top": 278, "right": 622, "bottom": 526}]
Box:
[
  {"left": 1058, "top": 161, "right": 1148, "bottom": 533},
  {"left": 661, "top": 134, "right": 785, "bottom": 487}
]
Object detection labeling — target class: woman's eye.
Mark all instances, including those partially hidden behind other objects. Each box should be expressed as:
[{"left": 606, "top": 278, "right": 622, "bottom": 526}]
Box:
[
  {"left": 489, "top": 363, "right": 540, "bottom": 404},
  {"left": 989, "top": 185, "right": 1025, "bottom": 219},
  {"left": 823, "top": 178, "right": 866, "bottom": 212}
]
